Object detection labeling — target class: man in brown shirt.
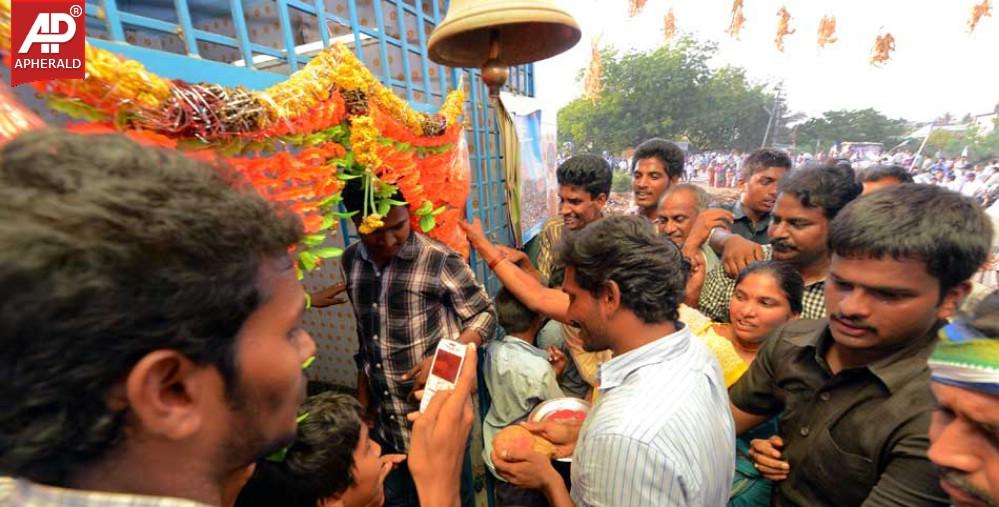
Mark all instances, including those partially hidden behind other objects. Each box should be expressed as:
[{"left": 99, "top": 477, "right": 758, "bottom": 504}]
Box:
[{"left": 730, "top": 184, "right": 993, "bottom": 506}]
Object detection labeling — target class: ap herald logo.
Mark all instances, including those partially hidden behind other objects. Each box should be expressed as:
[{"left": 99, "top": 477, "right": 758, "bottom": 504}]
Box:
[{"left": 10, "top": 0, "right": 85, "bottom": 86}]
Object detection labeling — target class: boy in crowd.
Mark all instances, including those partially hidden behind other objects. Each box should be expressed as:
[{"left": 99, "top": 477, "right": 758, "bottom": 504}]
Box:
[
  {"left": 717, "top": 148, "right": 792, "bottom": 246},
  {"left": 734, "top": 184, "right": 991, "bottom": 506},
  {"left": 483, "top": 289, "right": 567, "bottom": 506},
  {"left": 631, "top": 138, "right": 685, "bottom": 222},
  {"left": 235, "top": 392, "right": 406, "bottom": 507}
]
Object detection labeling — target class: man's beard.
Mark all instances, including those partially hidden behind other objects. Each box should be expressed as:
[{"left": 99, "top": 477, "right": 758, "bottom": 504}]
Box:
[
  {"left": 940, "top": 467, "right": 997, "bottom": 507},
  {"left": 219, "top": 385, "right": 300, "bottom": 470},
  {"left": 574, "top": 322, "right": 610, "bottom": 353}
]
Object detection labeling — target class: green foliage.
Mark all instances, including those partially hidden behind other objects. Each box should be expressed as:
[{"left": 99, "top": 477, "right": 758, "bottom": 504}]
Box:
[
  {"left": 557, "top": 38, "right": 775, "bottom": 152},
  {"left": 792, "top": 108, "right": 909, "bottom": 154},
  {"left": 921, "top": 119, "right": 999, "bottom": 161},
  {"left": 611, "top": 169, "right": 632, "bottom": 192}
]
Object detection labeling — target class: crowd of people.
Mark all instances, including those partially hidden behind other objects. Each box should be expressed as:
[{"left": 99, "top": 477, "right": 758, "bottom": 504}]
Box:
[
  {"left": 1, "top": 129, "right": 997, "bottom": 507},
  {"left": 694, "top": 148, "right": 999, "bottom": 209}
]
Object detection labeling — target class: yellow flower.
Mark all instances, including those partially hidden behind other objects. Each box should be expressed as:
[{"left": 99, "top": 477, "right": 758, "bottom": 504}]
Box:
[
  {"left": 350, "top": 116, "right": 382, "bottom": 169},
  {"left": 358, "top": 213, "right": 385, "bottom": 234},
  {"left": 257, "top": 49, "right": 339, "bottom": 126},
  {"left": 440, "top": 87, "right": 467, "bottom": 128},
  {"left": 329, "top": 44, "right": 376, "bottom": 92},
  {"left": 0, "top": 0, "right": 11, "bottom": 51}
]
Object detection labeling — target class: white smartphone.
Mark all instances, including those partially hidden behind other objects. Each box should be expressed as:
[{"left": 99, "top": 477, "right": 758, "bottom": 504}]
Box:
[{"left": 418, "top": 339, "right": 468, "bottom": 413}]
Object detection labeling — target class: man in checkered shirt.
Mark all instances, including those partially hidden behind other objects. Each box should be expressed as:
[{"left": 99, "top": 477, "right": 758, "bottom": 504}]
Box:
[
  {"left": 340, "top": 178, "right": 496, "bottom": 507},
  {"left": 697, "top": 163, "right": 862, "bottom": 322}
]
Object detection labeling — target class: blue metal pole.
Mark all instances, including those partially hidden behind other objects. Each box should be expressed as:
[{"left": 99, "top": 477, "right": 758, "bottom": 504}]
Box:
[
  {"left": 100, "top": 0, "right": 126, "bottom": 41},
  {"left": 431, "top": 0, "right": 449, "bottom": 103},
  {"left": 346, "top": 0, "right": 364, "bottom": 61},
  {"left": 414, "top": 1, "right": 433, "bottom": 104},
  {"left": 275, "top": 0, "right": 300, "bottom": 72},
  {"left": 394, "top": 1, "right": 414, "bottom": 102},
  {"left": 173, "top": 0, "right": 200, "bottom": 57},
  {"left": 370, "top": 0, "right": 393, "bottom": 85},
  {"left": 313, "top": 0, "right": 330, "bottom": 47}
]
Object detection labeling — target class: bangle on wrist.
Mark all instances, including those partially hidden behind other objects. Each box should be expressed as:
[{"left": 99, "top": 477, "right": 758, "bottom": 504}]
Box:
[{"left": 487, "top": 254, "right": 506, "bottom": 270}]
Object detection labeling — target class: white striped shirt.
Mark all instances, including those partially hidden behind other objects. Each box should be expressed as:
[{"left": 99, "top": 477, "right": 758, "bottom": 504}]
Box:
[{"left": 570, "top": 325, "right": 735, "bottom": 507}]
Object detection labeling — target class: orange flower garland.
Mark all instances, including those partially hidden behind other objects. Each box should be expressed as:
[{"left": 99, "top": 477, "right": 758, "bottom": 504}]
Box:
[
  {"left": 969, "top": 0, "right": 992, "bottom": 33},
  {"left": 775, "top": 7, "right": 795, "bottom": 52},
  {"left": 871, "top": 32, "right": 896, "bottom": 65},
  {"left": 817, "top": 15, "right": 838, "bottom": 48},
  {"left": 663, "top": 9, "right": 677, "bottom": 43},
  {"left": 1, "top": 0, "right": 472, "bottom": 264}
]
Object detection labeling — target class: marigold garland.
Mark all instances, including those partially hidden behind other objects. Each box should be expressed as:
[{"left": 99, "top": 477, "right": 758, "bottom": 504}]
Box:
[
  {"left": 727, "top": 0, "right": 746, "bottom": 39},
  {"left": 663, "top": 9, "right": 677, "bottom": 43},
  {"left": 628, "top": 0, "right": 648, "bottom": 18},
  {"left": 2, "top": 0, "right": 473, "bottom": 264},
  {"left": 871, "top": 32, "right": 896, "bottom": 65},
  {"left": 35, "top": 45, "right": 172, "bottom": 114},
  {"left": 817, "top": 15, "right": 838, "bottom": 48},
  {"left": 775, "top": 7, "right": 795, "bottom": 52},
  {"left": 969, "top": 0, "right": 992, "bottom": 33}
]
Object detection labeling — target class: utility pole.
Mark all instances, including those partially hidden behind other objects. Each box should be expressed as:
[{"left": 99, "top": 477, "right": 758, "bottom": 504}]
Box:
[{"left": 761, "top": 85, "right": 782, "bottom": 148}]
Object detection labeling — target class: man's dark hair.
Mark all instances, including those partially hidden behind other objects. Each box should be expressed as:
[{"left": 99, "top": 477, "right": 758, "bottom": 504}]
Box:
[
  {"left": 0, "top": 131, "right": 302, "bottom": 485},
  {"left": 735, "top": 261, "right": 805, "bottom": 316},
  {"left": 558, "top": 215, "right": 687, "bottom": 323},
  {"left": 557, "top": 154, "right": 612, "bottom": 199},
  {"left": 235, "top": 393, "right": 362, "bottom": 507},
  {"left": 340, "top": 176, "right": 405, "bottom": 215},
  {"left": 631, "top": 138, "right": 685, "bottom": 180},
  {"left": 829, "top": 184, "right": 992, "bottom": 293},
  {"left": 778, "top": 163, "right": 862, "bottom": 220},
  {"left": 740, "top": 148, "right": 792, "bottom": 180},
  {"left": 495, "top": 288, "right": 540, "bottom": 334},
  {"left": 832, "top": 158, "right": 853, "bottom": 171},
  {"left": 859, "top": 164, "right": 915, "bottom": 184}
]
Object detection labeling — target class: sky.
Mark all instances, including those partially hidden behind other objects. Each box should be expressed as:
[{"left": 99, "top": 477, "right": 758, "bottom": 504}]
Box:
[{"left": 533, "top": 0, "right": 999, "bottom": 124}]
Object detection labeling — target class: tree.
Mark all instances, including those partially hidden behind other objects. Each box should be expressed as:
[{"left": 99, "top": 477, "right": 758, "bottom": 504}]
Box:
[
  {"left": 921, "top": 118, "right": 999, "bottom": 161},
  {"left": 557, "top": 38, "right": 777, "bottom": 153},
  {"left": 793, "top": 108, "right": 909, "bottom": 154}
]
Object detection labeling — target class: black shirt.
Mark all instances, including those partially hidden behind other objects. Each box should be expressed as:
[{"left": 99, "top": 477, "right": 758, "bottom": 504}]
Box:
[
  {"left": 728, "top": 201, "right": 771, "bottom": 245},
  {"left": 730, "top": 319, "right": 949, "bottom": 507}
]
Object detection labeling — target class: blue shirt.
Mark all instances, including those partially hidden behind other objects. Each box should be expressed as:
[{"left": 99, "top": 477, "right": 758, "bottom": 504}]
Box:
[
  {"left": 482, "top": 335, "right": 565, "bottom": 478},
  {"left": 570, "top": 326, "right": 736, "bottom": 506},
  {"left": 536, "top": 320, "right": 591, "bottom": 399}
]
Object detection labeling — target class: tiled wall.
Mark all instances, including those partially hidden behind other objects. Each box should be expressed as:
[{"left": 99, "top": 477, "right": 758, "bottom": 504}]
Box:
[{"left": 301, "top": 254, "right": 360, "bottom": 388}]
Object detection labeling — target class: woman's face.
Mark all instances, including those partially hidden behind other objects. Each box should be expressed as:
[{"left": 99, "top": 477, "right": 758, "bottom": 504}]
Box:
[{"left": 729, "top": 272, "right": 797, "bottom": 343}]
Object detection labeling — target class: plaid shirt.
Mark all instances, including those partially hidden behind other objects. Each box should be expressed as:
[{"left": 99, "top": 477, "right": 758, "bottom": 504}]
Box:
[
  {"left": 344, "top": 232, "right": 496, "bottom": 452},
  {"left": 535, "top": 216, "right": 565, "bottom": 281},
  {"left": 697, "top": 245, "right": 827, "bottom": 322},
  {"left": 0, "top": 477, "right": 207, "bottom": 507}
]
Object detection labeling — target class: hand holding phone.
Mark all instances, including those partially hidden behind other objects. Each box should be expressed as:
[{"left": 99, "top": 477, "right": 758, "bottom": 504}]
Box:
[{"left": 418, "top": 339, "right": 469, "bottom": 413}]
